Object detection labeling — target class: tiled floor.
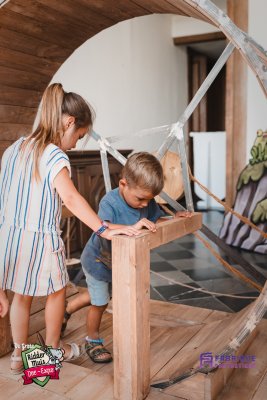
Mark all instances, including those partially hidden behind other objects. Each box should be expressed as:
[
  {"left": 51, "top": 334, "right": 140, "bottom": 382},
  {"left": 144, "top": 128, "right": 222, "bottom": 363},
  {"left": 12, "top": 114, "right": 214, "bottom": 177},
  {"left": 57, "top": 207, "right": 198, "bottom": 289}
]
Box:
[{"left": 69, "top": 211, "right": 267, "bottom": 315}]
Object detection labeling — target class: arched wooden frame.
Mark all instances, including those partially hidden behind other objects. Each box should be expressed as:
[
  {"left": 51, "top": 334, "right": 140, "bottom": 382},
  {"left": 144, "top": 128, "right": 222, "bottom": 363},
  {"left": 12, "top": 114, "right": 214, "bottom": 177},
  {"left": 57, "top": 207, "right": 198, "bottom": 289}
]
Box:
[{"left": 0, "top": 0, "right": 266, "bottom": 203}]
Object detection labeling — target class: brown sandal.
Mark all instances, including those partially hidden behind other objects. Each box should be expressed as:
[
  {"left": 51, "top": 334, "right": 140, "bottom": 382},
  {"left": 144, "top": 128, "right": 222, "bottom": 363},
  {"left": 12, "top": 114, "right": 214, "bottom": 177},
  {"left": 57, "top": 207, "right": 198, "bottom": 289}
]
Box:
[{"left": 84, "top": 339, "right": 112, "bottom": 364}]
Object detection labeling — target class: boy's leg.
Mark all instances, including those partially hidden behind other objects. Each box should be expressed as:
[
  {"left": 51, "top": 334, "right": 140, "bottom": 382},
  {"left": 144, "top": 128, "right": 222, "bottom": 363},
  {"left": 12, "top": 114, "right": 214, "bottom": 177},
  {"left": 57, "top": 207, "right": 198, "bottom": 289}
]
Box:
[
  {"left": 66, "top": 290, "right": 91, "bottom": 314},
  {"left": 10, "top": 293, "right": 33, "bottom": 368},
  {"left": 85, "top": 273, "right": 112, "bottom": 362},
  {"left": 87, "top": 304, "right": 107, "bottom": 340}
]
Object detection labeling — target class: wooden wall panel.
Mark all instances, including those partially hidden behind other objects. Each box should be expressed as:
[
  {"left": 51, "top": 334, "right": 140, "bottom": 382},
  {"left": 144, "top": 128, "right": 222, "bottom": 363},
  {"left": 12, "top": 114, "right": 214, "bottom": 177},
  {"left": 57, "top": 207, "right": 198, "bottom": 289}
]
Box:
[
  {"left": 0, "top": 65, "right": 48, "bottom": 91},
  {"left": 62, "top": 150, "right": 132, "bottom": 253},
  {"left": 0, "top": 85, "right": 41, "bottom": 108},
  {"left": 6, "top": 0, "right": 94, "bottom": 40},
  {"left": 0, "top": 124, "right": 33, "bottom": 141},
  {"left": 0, "top": 9, "right": 84, "bottom": 50},
  {"left": 0, "top": 47, "right": 60, "bottom": 78},
  {"left": 0, "top": 105, "right": 37, "bottom": 124},
  {"left": 0, "top": 27, "right": 73, "bottom": 61}
]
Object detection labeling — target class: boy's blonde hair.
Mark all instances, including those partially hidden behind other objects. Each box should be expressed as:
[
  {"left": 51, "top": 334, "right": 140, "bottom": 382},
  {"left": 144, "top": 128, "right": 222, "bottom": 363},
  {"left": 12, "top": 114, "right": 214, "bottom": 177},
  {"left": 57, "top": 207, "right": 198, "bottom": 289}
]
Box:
[{"left": 122, "top": 152, "right": 164, "bottom": 196}]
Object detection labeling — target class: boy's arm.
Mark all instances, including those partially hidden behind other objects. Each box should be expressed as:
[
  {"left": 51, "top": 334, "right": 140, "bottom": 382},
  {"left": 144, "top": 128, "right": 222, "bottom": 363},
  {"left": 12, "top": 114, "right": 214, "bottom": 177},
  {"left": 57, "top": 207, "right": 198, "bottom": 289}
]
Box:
[
  {"left": 99, "top": 199, "right": 156, "bottom": 232},
  {"left": 155, "top": 210, "right": 193, "bottom": 223},
  {"left": 106, "top": 220, "right": 156, "bottom": 232}
]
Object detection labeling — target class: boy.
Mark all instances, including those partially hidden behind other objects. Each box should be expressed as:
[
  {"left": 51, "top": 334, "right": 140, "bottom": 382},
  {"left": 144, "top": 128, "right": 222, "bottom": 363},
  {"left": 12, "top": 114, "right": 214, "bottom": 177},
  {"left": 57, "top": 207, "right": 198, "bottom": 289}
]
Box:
[{"left": 62, "top": 152, "right": 190, "bottom": 363}]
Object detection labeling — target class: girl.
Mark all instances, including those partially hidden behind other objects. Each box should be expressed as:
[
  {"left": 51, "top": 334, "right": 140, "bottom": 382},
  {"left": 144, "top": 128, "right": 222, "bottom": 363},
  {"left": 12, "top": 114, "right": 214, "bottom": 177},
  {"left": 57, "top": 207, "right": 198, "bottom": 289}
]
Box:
[{"left": 0, "top": 83, "right": 139, "bottom": 373}]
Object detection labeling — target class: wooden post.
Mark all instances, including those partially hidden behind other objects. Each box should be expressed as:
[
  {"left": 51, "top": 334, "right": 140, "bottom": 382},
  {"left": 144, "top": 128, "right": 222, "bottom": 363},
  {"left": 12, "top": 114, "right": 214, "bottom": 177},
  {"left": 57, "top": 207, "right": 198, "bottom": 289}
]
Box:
[
  {"left": 225, "top": 0, "right": 248, "bottom": 206},
  {"left": 112, "top": 234, "right": 150, "bottom": 400}
]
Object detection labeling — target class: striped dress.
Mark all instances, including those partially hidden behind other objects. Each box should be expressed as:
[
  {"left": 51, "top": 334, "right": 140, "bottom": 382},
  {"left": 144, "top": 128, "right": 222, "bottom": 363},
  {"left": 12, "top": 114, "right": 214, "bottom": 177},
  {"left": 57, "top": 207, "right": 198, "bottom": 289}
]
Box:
[{"left": 0, "top": 137, "right": 70, "bottom": 296}]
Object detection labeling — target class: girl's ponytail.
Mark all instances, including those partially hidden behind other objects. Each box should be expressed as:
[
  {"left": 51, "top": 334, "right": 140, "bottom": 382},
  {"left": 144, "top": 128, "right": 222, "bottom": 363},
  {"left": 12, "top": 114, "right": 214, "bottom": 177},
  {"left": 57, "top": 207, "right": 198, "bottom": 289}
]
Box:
[
  {"left": 40, "top": 83, "right": 64, "bottom": 146},
  {"left": 21, "top": 83, "right": 94, "bottom": 181}
]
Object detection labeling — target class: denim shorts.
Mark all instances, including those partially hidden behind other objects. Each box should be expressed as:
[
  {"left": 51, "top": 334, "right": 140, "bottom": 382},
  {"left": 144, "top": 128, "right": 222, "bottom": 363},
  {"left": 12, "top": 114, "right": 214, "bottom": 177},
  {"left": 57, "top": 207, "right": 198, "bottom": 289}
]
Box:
[{"left": 85, "top": 271, "right": 112, "bottom": 306}]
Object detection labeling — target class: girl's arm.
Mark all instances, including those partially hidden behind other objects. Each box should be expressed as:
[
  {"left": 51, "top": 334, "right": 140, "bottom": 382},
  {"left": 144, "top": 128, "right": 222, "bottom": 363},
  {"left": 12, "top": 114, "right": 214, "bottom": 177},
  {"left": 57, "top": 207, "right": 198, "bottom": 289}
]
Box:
[
  {"left": 53, "top": 168, "right": 139, "bottom": 239},
  {"left": 0, "top": 290, "right": 9, "bottom": 318}
]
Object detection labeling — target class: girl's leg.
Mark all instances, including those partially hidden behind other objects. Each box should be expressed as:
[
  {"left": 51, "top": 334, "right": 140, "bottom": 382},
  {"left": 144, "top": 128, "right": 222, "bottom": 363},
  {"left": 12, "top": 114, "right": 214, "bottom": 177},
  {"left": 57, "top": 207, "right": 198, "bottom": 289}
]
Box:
[
  {"left": 10, "top": 293, "right": 33, "bottom": 367},
  {"left": 45, "top": 287, "right": 66, "bottom": 348},
  {"left": 45, "top": 287, "right": 80, "bottom": 359}
]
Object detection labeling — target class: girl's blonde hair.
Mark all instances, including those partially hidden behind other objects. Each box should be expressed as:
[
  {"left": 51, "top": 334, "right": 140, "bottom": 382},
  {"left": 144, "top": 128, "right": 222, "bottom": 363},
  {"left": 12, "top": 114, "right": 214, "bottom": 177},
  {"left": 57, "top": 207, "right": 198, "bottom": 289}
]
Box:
[{"left": 21, "top": 83, "right": 94, "bottom": 180}]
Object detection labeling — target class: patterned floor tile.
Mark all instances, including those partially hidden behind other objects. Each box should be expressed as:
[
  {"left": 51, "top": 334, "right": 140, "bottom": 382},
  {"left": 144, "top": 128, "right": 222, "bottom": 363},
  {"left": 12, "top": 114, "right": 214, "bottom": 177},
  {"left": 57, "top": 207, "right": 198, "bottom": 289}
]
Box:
[
  {"left": 154, "top": 283, "right": 211, "bottom": 301},
  {"left": 181, "top": 267, "right": 231, "bottom": 281},
  {"left": 172, "top": 297, "right": 233, "bottom": 313},
  {"left": 158, "top": 250, "right": 194, "bottom": 260},
  {"left": 217, "top": 292, "right": 258, "bottom": 312},
  {"left": 150, "top": 261, "right": 177, "bottom": 272}
]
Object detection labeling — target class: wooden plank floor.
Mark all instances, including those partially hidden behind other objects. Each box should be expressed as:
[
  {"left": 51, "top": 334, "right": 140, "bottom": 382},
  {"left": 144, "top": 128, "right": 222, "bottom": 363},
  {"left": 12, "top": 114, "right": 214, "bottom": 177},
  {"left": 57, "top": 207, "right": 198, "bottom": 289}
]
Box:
[{"left": 0, "top": 289, "right": 266, "bottom": 399}]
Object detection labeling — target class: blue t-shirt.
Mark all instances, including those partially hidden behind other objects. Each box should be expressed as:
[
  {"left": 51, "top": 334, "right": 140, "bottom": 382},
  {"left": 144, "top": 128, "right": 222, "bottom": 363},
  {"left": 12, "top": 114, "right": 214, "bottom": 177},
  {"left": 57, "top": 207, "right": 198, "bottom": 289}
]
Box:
[{"left": 81, "top": 188, "right": 164, "bottom": 282}]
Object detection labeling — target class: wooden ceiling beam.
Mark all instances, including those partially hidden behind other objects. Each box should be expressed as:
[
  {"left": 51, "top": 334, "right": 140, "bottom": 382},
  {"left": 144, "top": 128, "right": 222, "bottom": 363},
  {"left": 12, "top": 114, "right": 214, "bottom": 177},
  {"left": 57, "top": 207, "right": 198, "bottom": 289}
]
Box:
[
  {"left": 173, "top": 31, "right": 226, "bottom": 45},
  {"left": 166, "top": 0, "right": 211, "bottom": 22},
  {"left": 75, "top": 0, "right": 151, "bottom": 22},
  {"left": 131, "top": 0, "right": 189, "bottom": 15}
]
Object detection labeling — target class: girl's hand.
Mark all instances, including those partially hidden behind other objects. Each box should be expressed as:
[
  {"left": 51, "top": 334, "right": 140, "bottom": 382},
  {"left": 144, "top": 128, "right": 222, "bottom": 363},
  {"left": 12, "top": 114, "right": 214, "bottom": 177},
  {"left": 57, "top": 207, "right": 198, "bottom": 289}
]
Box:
[
  {"left": 0, "top": 290, "right": 9, "bottom": 318},
  {"left": 133, "top": 218, "right": 157, "bottom": 232},
  {"left": 101, "top": 227, "right": 140, "bottom": 240},
  {"left": 175, "top": 211, "right": 193, "bottom": 218}
]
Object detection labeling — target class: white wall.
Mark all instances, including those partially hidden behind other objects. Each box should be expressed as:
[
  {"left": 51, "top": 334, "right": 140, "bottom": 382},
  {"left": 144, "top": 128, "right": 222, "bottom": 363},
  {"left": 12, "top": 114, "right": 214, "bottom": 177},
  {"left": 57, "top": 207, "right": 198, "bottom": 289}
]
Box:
[
  {"left": 246, "top": 0, "right": 267, "bottom": 159},
  {"left": 51, "top": 0, "right": 266, "bottom": 160},
  {"left": 172, "top": 0, "right": 226, "bottom": 37},
  {"left": 51, "top": 14, "right": 188, "bottom": 152}
]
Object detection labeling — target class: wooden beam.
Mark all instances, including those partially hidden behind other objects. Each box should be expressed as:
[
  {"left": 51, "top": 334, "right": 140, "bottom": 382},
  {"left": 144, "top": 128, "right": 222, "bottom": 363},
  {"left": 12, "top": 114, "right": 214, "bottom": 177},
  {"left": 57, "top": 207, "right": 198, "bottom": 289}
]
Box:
[
  {"left": 112, "top": 214, "right": 201, "bottom": 399},
  {"left": 225, "top": 0, "right": 248, "bottom": 206},
  {"left": 173, "top": 31, "right": 225, "bottom": 45},
  {"left": 138, "top": 213, "right": 202, "bottom": 250},
  {"left": 112, "top": 234, "right": 151, "bottom": 400}
]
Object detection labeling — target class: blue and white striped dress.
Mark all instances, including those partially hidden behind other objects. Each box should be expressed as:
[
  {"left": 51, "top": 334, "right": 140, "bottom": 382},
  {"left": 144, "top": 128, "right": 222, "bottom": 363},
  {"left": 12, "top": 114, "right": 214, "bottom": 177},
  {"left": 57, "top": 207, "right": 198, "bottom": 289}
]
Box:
[{"left": 0, "top": 137, "right": 70, "bottom": 296}]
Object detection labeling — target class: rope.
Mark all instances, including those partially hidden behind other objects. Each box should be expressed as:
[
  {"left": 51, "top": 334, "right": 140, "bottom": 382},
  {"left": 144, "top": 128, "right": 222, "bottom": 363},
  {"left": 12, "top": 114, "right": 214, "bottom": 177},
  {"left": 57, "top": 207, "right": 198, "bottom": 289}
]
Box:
[
  {"left": 160, "top": 204, "right": 263, "bottom": 292},
  {"left": 150, "top": 270, "right": 258, "bottom": 299},
  {"left": 188, "top": 168, "right": 267, "bottom": 240}
]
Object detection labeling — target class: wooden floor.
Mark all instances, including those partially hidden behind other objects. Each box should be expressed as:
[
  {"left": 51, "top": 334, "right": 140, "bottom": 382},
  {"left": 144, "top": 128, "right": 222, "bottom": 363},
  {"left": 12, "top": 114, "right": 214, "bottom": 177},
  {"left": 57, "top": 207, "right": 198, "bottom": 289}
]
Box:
[{"left": 0, "top": 285, "right": 266, "bottom": 400}]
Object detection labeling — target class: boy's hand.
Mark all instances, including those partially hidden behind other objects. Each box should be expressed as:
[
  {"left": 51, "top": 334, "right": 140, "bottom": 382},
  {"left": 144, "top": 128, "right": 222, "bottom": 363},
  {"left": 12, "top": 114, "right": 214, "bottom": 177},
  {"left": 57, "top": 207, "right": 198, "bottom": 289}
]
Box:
[
  {"left": 0, "top": 290, "right": 9, "bottom": 318},
  {"left": 133, "top": 218, "right": 157, "bottom": 232},
  {"left": 175, "top": 211, "right": 193, "bottom": 218},
  {"left": 101, "top": 227, "right": 140, "bottom": 240}
]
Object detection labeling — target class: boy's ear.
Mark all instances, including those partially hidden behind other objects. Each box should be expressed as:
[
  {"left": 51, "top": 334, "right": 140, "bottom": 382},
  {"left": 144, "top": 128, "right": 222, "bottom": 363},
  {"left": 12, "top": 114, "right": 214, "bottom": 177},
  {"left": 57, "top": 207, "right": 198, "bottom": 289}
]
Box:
[{"left": 119, "top": 178, "right": 127, "bottom": 187}]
